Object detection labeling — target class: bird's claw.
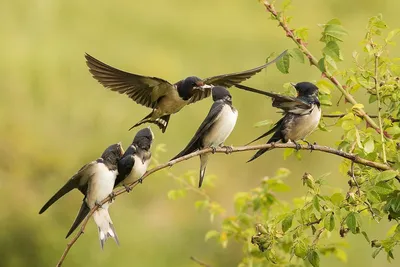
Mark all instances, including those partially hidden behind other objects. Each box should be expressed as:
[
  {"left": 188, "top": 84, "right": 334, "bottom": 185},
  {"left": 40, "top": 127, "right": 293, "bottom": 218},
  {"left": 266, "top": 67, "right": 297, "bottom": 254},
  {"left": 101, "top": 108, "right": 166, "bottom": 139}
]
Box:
[
  {"left": 108, "top": 192, "right": 116, "bottom": 202},
  {"left": 293, "top": 141, "right": 301, "bottom": 151},
  {"left": 222, "top": 145, "right": 233, "bottom": 154},
  {"left": 211, "top": 146, "right": 217, "bottom": 154},
  {"left": 124, "top": 184, "right": 132, "bottom": 193},
  {"left": 302, "top": 139, "right": 315, "bottom": 152},
  {"left": 137, "top": 178, "right": 143, "bottom": 184},
  {"left": 95, "top": 201, "right": 103, "bottom": 209}
]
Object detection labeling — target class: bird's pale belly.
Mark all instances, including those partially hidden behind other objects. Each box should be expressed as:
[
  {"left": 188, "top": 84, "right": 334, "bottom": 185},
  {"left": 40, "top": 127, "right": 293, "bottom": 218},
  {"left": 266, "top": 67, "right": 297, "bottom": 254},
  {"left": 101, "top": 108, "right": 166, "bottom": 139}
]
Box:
[
  {"left": 86, "top": 165, "right": 117, "bottom": 208},
  {"left": 285, "top": 106, "right": 321, "bottom": 141},
  {"left": 155, "top": 92, "right": 188, "bottom": 116},
  {"left": 203, "top": 106, "right": 238, "bottom": 147},
  {"left": 122, "top": 155, "right": 150, "bottom": 185}
]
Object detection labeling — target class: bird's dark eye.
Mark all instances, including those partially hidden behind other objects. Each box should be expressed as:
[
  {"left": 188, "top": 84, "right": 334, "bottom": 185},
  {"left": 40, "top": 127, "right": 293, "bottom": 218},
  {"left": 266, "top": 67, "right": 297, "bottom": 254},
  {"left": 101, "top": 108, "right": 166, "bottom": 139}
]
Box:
[{"left": 192, "top": 82, "right": 196, "bottom": 86}]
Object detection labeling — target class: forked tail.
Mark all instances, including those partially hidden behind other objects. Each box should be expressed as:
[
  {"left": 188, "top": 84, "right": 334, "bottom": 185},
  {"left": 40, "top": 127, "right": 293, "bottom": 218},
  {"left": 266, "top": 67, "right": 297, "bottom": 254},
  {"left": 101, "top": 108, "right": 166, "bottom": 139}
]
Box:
[
  {"left": 93, "top": 207, "right": 119, "bottom": 249},
  {"left": 129, "top": 112, "right": 170, "bottom": 133}
]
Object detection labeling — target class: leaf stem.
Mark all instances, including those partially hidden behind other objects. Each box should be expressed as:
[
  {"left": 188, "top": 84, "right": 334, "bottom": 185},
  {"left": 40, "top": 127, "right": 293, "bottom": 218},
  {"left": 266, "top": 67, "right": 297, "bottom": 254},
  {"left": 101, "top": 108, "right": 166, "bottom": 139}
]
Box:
[{"left": 374, "top": 53, "right": 387, "bottom": 163}]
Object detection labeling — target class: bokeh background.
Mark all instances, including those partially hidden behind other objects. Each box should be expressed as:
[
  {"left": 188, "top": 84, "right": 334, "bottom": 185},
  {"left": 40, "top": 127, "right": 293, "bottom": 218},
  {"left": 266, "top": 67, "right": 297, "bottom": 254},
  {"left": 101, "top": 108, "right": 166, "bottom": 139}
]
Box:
[{"left": 1, "top": 0, "right": 399, "bottom": 266}]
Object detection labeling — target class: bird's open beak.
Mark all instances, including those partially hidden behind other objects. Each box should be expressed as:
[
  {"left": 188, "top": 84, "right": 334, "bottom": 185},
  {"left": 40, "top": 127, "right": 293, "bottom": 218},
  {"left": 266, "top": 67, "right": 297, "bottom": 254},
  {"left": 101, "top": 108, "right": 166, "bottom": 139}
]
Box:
[{"left": 194, "top": 83, "right": 213, "bottom": 91}]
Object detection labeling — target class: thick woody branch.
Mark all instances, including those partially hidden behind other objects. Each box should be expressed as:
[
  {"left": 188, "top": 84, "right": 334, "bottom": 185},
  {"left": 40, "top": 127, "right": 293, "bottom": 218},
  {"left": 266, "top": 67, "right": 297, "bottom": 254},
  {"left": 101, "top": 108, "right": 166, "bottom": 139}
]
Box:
[
  {"left": 56, "top": 142, "right": 398, "bottom": 266},
  {"left": 262, "top": 0, "right": 382, "bottom": 133}
]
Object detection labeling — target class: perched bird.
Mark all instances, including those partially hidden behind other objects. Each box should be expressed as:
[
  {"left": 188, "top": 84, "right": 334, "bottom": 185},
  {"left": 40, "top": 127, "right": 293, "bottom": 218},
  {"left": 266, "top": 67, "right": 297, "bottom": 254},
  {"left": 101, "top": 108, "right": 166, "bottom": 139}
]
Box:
[
  {"left": 115, "top": 127, "right": 154, "bottom": 191},
  {"left": 39, "top": 143, "right": 124, "bottom": 215},
  {"left": 84, "top": 51, "right": 285, "bottom": 132},
  {"left": 65, "top": 143, "right": 124, "bottom": 248},
  {"left": 171, "top": 86, "right": 238, "bottom": 187},
  {"left": 237, "top": 82, "right": 321, "bottom": 162}
]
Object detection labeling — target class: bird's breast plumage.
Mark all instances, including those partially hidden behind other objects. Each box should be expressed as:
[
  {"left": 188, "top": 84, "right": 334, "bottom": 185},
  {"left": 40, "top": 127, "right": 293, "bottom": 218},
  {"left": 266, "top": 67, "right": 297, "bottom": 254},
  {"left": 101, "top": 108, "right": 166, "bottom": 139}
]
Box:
[
  {"left": 283, "top": 104, "right": 321, "bottom": 142},
  {"left": 122, "top": 155, "right": 150, "bottom": 185},
  {"left": 86, "top": 163, "right": 118, "bottom": 208},
  {"left": 203, "top": 104, "right": 238, "bottom": 147}
]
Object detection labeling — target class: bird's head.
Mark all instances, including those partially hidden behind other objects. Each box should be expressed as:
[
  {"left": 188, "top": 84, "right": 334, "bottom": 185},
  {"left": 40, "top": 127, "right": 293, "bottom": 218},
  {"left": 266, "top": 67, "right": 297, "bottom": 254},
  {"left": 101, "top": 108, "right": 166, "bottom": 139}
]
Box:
[
  {"left": 133, "top": 126, "right": 154, "bottom": 151},
  {"left": 177, "top": 76, "right": 205, "bottom": 100},
  {"left": 292, "top": 82, "right": 319, "bottom": 97},
  {"left": 212, "top": 86, "right": 232, "bottom": 102},
  {"left": 101, "top": 142, "right": 124, "bottom": 165}
]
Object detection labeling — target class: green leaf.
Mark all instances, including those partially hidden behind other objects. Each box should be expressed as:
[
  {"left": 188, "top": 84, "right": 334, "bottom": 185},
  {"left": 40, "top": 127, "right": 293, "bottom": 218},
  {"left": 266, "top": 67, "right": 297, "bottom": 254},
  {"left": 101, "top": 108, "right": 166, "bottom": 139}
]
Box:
[
  {"left": 367, "top": 190, "right": 381, "bottom": 203},
  {"left": 363, "top": 138, "right": 375, "bottom": 154},
  {"left": 307, "top": 250, "right": 320, "bottom": 267},
  {"left": 390, "top": 193, "right": 400, "bottom": 213},
  {"left": 282, "top": 213, "right": 294, "bottom": 232},
  {"left": 317, "top": 57, "right": 326, "bottom": 72},
  {"left": 372, "top": 248, "right": 383, "bottom": 259},
  {"left": 324, "top": 213, "right": 335, "bottom": 231},
  {"left": 276, "top": 53, "right": 290, "bottom": 74},
  {"left": 167, "top": 189, "right": 186, "bottom": 200},
  {"left": 313, "top": 196, "right": 321, "bottom": 212},
  {"left": 386, "top": 29, "right": 400, "bottom": 44},
  {"left": 195, "top": 200, "right": 208, "bottom": 211},
  {"left": 386, "top": 125, "right": 400, "bottom": 135},
  {"left": 374, "top": 181, "right": 394, "bottom": 195},
  {"left": 324, "top": 55, "right": 337, "bottom": 70},
  {"left": 283, "top": 147, "right": 294, "bottom": 159},
  {"left": 377, "top": 170, "right": 399, "bottom": 182},
  {"left": 294, "top": 27, "right": 309, "bottom": 41},
  {"left": 346, "top": 212, "right": 357, "bottom": 234},
  {"left": 288, "top": 48, "right": 305, "bottom": 63},
  {"left": 323, "top": 41, "right": 343, "bottom": 61},
  {"left": 205, "top": 230, "right": 219, "bottom": 241},
  {"left": 361, "top": 231, "right": 371, "bottom": 243},
  {"left": 294, "top": 241, "right": 308, "bottom": 258},
  {"left": 321, "top": 24, "right": 348, "bottom": 42},
  {"left": 330, "top": 192, "right": 345, "bottom": 206}
]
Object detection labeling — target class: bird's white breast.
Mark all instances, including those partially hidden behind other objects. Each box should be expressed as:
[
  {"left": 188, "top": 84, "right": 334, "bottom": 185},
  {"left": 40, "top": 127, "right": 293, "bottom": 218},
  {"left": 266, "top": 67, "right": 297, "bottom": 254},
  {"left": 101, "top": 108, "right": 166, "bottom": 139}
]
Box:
[
  {"left": 286, "top": 105, "right": 321, "bottom": 141},
  {"left": 203, "top": 105, "right": 238, "bottom": 147},
  {"left": 122, "top": 155, "right": 150, "bottom": 185},
  {"left": 86, "top": 163, "right": 117, "bottom": 208}
]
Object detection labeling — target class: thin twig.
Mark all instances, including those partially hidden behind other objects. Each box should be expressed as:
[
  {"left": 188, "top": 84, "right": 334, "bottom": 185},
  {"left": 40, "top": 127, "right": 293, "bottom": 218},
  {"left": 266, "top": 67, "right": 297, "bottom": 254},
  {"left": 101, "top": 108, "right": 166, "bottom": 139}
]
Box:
[
  {"left": 262, "top": 0, "right": 381, "bottom": 133},
  {"left": 56, "top": 143, "right": 399, "bottom": 266},
  {"left": 374, "top": 53, "right": 388, "bottom": 163},
  {"left": 190, "top": 256, "right": 212, "bottom": 267},
  {"left": 323, "top": 114, "right": 378, "bottom": 119}
]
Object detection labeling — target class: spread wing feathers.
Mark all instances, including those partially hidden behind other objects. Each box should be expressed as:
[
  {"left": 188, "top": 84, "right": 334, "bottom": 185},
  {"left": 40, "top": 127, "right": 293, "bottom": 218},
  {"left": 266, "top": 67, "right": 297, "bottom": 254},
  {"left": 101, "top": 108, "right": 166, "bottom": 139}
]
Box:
[
  {"left": 171, "top": 102, "right": 224, "bottom": 160},
  {"left": 246, "top": 117, "right": 285, "bottom": 146},
  {"left": 85, "top": 53, "right": 174, "bottom": 108},
  {"left": 65, "top": 200, "right": 91, "bottom": 238},
  {"left": 188, "top": 50, "right": 287, "bottom": 105},
  {"left": 234, "top": 84, "right": 312, "bottom": 112},
  {"left": 39, "top": 161, "right": 97, "bottom": 214},
  {"left": 115, "top": 154, "right": 135, "bottom": 186}
]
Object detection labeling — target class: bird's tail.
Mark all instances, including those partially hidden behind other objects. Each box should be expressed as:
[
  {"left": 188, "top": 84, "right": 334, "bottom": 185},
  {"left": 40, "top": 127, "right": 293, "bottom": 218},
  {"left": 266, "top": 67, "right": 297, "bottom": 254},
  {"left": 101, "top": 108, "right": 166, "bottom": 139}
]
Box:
[
  {"left": 198, "top": 154, "right": 209, "bottom": 188},
  {"left": 129, "top": 112, "right": 170, "bottom": 133},
  {"left": 247, "top": 132, "right": 283, "bottom": 163},
  {"left": 93, "top": 206, "right": 119, "bottom": 249},
  {"left": 66, "top": 200, "right": 90, "bottom": 238}
]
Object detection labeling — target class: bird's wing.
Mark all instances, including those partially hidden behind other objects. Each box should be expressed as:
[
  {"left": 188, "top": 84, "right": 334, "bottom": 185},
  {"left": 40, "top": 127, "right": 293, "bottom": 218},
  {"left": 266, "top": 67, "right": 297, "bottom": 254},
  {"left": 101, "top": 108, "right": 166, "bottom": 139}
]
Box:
[
  {"left": 246, "top": 117, "right": 285, "bottom": 145},
  {"left": 38, "top": 161, "right": 97, "bottom": 214},
  {"left": 115, "top": 154, "right": 135, "bottom": 186},
  {"left": 188, "top": 50, "right": 287, "bottom": 105},
  {"left": 65, "top": 199, "right": 91, "bottom": 238},
  {"left": 171, "top": 101, "right": 224, "bottom": 160},
  {"left": 85, "top": 53, "right": 175, "bottom": 108}
]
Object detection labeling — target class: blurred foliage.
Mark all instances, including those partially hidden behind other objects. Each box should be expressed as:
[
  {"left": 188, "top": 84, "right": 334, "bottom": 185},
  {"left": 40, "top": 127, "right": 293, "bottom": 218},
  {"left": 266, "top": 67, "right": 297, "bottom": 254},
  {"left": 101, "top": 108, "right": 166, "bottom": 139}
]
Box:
[{"left": 2, "top": 0, "right": 400, "bottom": 266}]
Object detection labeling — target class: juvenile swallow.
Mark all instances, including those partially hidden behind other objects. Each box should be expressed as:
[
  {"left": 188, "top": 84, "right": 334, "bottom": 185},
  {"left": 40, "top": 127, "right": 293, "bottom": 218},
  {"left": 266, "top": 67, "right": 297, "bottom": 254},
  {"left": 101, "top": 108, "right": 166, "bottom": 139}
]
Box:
[
  {"left": 84, "top": 51, "right": 285, "bottom": 133},
  {"left": 115, "top": 127, "right": 154, "bottom": 190},
  {"left": 238, "top": 82, "right": 320, "bottom": 162},
  {"left": 171, "top": 86, "right": 238, "bottom": 187},
  {"left": 65, "top": 143, "right": 124, "bottom": 249},
  {"left": 39, "top": 143, "right": 124, "bottom": 215}
]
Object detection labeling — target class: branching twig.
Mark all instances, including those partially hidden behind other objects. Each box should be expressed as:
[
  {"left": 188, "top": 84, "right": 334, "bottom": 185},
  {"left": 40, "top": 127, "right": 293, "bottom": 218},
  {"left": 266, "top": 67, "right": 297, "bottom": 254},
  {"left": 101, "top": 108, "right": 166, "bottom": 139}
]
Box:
[
  {"left": 56, "top": 142, "right": 399, "bottom": 266},
  {"left": 262, "top": 0, "right": 382, "bottom": 134},
  {"left": 190, "top": 256, "right": 212, "bottom": 267}
]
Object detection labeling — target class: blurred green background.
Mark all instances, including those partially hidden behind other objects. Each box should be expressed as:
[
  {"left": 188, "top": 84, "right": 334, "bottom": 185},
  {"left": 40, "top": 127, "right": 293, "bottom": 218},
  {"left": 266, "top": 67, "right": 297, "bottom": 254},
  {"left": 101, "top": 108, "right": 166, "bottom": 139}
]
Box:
[{"left": 1, "top": 0, "right": 399, "bottom": 266}]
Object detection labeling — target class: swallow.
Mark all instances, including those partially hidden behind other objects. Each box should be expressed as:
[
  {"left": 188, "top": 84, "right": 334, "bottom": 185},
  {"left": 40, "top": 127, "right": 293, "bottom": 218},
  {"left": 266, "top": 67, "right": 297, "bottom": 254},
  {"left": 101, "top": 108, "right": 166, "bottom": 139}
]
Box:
[
  {"left": 237, "top": 82, "right": 320, "bottom": 162},
  {"left": 171, "top": 86, "right": 238, "bottom": 187},
  {"left": 84, "top": 51, "right": 286, "bottom": 133},
  {"left": 115, "top": 127, "right": 154, "bottom": 191},
  {"left": 65, "top": 143, "right": 124, "bottom": 248},
  {"left": 39, "top": 143, "right": 124, "bottom": 215}
]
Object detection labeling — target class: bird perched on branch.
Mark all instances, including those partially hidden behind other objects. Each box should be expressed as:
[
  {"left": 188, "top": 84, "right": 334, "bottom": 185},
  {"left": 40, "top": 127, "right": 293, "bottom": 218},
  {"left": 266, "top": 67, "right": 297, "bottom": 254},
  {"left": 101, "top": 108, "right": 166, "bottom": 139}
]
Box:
[
  {"left": 171, "top": 86, "right": 238, "bottom": 187},
  {"left": 235, "top": 82, "right": 320, "bottom": 162},
  {"left": 39, "top": 143, "right": 124, "bottom": 247},
  {"left": 115, "top": 127, "right": 154, "bottom": 191},
  {"left": 84, "top": 51, "right": 285, "bottom": 133}
]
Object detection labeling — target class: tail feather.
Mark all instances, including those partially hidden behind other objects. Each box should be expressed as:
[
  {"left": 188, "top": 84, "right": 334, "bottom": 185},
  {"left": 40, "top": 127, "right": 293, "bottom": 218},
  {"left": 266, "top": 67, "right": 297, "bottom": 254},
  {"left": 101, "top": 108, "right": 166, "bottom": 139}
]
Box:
[
  {"left": 93, "top": 208, "right": 119, "bottom": 249},
  {"left": 66, "top": 201, "right": 90, "bottom": 238},
  {"left": 39, "top": 179, "right": 81, "bottom": 214},
  {"left": 198, "top": 154, "right": 209, "bottom": 188},
  {"left": 247, "top": 131, "right": 283, "bottom": 163},
  {"left": 129, "top": 113, "right": 170, "bottom": 133}
]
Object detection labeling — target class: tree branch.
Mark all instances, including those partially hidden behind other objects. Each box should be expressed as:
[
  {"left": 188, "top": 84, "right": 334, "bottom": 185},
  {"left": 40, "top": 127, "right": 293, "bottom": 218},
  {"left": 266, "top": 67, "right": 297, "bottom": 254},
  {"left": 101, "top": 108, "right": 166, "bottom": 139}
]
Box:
[
  {"left": 56, "top": 142, "right": 398, "bottom": 266},
  {"left": 190, "top": 256, "right": 212, "bottom": 267},
  {"left": 262, "top": 0, "right": 382, "bottom": 133}
]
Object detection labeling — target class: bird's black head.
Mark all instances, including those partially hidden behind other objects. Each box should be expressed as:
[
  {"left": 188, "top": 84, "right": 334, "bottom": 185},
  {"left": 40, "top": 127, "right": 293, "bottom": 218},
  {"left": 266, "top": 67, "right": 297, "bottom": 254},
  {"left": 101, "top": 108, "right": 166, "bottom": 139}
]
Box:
[
  {"left": 133, "top": 127, "right": 154, "bottom": 151},
  {"left": 101, "top": 142, "right": 124, "bottom": 167},
  {"left": 177, "top": 76, "right": 204, "bottom": 100},
  {"left": 293, "top": 82, "right": 319, "bottom": 97},
  {"left": 212, "top": 86, "right": 232, "bottom": 102}
]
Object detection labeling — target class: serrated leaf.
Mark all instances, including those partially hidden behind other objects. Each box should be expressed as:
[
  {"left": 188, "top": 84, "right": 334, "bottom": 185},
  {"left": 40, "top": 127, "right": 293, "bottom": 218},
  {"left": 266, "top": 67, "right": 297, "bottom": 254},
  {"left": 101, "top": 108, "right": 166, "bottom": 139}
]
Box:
[
  {"left": 294, "top": 27, "right": 309, "bottom": 41},
  {"left": 377, "top": 170, "right": 399, "bottom": 182},
  {"left": 374, "top": 181, "right": 394, "bottom": 195},
  {"left": 324, "top": 213, "right": 335, "bottom": 231},
  {"left": 367, "top": 190, "right": 381, "bottom": 203},
  {"left": 390, "top": 193, "right": 400, "bottom": 213},
  {"left": 276, "top": 53, "right": 290, "bottom": 74},
  {"left": 294, "top": 241, "right": 308, "bottom": 258},
  {"left": 346, "top": 212, "right": 357, "bottom": 234},
  {"left": 321, "top": 24, "right": 348, "bottom": 43},
  {"left": 323, "top": 41, "right": 343, "bottom": 61},
  {"left": 372, "top": 248, "right": 382, "bottom": 259},
  {"left": 307, "top": 250, "right": 320, "bottom": 267},
  {"left": 331, "top": 192, "right": 345, "bottom": 206},
  {"left": 317, "top": 57, "right": 326, "bottom": 72},
  {"left": 324, "top": 55, "right": 337, "bottom": 70},
  {"left": 205, "top": 230, "right": 219, "bottom": 241},
  {"left": 282, "top": 213, "right": 294, "bottom": 232},
  {"left": 364, "top": 138, "right": 375, "bottom": 154},
  {"left": 313, "top": 196, "right": 321, "bottom": 212},
  {"left": 288, "top": 48, "right": 305, "bottom": 63}
]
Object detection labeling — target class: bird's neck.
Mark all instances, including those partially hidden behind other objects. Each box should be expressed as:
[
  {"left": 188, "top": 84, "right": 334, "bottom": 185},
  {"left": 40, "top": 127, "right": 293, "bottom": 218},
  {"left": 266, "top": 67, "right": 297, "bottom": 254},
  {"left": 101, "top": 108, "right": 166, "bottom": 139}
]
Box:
[{"left": 176, "top": 81, "right": 193, "bottom": 100}]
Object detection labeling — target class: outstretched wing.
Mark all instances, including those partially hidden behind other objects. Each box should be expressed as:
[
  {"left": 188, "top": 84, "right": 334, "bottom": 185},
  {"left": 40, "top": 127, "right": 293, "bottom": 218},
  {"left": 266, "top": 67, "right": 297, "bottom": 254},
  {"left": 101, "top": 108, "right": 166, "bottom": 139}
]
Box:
[
  {"left": 188, "top": 50, "right": 287, "bottom": 104},
  {"left": 171, "top": 101, "right": 224, "bottom": 160},
  {"left": 85, "top": 53, "right": 175, "bottom": 108}
]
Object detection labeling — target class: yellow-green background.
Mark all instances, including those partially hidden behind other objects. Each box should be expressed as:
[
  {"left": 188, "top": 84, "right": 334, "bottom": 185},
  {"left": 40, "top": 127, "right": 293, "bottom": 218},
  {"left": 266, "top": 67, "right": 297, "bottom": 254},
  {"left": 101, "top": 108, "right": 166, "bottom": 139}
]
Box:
[{"left": 1, "top": 0, "right": 399, "bottom": 266}]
